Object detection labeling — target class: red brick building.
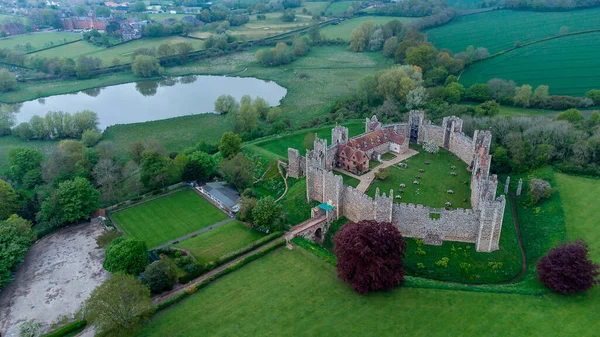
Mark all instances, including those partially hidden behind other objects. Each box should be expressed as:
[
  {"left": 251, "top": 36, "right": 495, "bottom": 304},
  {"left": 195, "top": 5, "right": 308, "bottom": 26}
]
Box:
[{"left": 335, "top": 129, "right": 406, "bottom": 175}]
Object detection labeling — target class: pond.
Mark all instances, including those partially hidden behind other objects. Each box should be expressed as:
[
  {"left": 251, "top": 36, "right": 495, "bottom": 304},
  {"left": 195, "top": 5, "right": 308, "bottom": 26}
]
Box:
[{"left": 13, "top": 75, "right": 287, "bottom": 130}]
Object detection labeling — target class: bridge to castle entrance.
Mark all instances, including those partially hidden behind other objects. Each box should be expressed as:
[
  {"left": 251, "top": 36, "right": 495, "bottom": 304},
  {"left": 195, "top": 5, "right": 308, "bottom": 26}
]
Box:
[{"left": 285, "top": 216, "right": 327, "bottom": 245}]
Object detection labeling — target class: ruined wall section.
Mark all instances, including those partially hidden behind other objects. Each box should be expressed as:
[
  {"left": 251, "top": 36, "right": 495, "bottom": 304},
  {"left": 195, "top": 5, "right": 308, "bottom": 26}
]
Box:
[
  {"left": 383, "top": 123, "right": 410, "bottom": 139},
  {"left": 450, "top": 133, "right": 475, "bottom": 165},
  {"left": 421, "top": 124, "right": 444, "bottom": 146},
  {"left": 287, "top": 148, "right": 305, "bottom": 179},
  {"left": 476, "top": 196, "right": 506, "bottom": 252},
  {"left": 342, "top": 186, "right": 376, "bottom": 222},
  {"left": 374, "top": 188, "right": 393, "bottom": 222},
  {"left": 322, "top": 170, "right": 343, "bottom": 219}
]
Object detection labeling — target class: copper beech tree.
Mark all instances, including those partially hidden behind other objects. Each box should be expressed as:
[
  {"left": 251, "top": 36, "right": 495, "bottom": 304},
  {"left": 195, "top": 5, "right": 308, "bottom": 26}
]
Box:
[
  {"left": 334, "top": 220, "right": 407, "bottom": 294},
  {"left": 537, "top": 240, "right": 599, "bottom": 294}
]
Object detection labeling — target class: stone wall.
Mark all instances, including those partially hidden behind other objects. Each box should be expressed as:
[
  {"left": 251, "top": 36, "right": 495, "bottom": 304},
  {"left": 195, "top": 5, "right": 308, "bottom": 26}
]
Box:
[
  {"left": 342, "top": 186, "right": 376, "bottom": 222},
  {"left": 287, "top": 148, "right": 305, "bottom": 179},
  {"left": 421, "top": 124, "right": 444, "bottom": 146},
  {"left": 383, "top": 123, "right": 410, "bottom": 139},
  {"left": 450, "top": 133, "right": 474, "bottom": 165}
]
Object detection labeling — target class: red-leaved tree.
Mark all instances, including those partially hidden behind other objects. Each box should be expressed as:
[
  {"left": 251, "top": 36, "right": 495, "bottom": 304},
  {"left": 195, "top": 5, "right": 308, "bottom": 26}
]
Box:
[
  {"left": 537, "top": 240, "right": 599, "bottom": 294},
  {"left": 334, "top": 220, "right": 407, "bottom": 294}
]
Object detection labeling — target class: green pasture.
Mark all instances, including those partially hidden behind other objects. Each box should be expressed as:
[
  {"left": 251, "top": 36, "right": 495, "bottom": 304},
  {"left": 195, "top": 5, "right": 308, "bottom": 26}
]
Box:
[
  {"left": 321, "top": 16, "right": 415, "bottom": 40},
  {"left": 30, "top": 36, "right": 204, "bottom": 67},
  {"left": 111, "top": 189, "right": 228, "bottom": 248},
  {"left": 248, "top": 120, "right": 364, "bottom": 159},
  {"left": 427, "top": 8, "right": 600, "bottom": 54},
  {"left": 102, "top": 113, "right": 234, "bottom": 161},
  {"left": 299, "top": 1, "right": 329, "bottom": 14},
  {"left": 279, "top": 177, "right": 318, "bottom": 225},
  {"left": 228, "top": 13, "right": 313, "bottom": 40},
  {"left": 555, "top": 173, "right": 600, "bottom": 262},
  {"left": 325, "top": 1, "right": 356, "bottom": 15},
  {"left": 147, "top": 13, "right": 189, "bottom": 21},
  {"left": 0, "top": 32, "right": 81, "bottom": 52},
  {"left": 133, "top": 246, "right": 600, "bottom": 336},
  {"left": 366, "top": 146, "right": 472, "bottom": 209},
  {"left": 459, "top": 32, "right": 600, "bottom": 96},
  {"left": 173, "top": 221, "right": 265, "bottom": 264},
  {"left": 0, "top": 135, "right": 58, "bottom": 172}
]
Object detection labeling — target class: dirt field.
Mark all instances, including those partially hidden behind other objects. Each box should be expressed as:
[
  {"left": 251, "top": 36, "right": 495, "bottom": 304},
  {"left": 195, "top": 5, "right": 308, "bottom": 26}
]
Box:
[{"left": 0, "top": 222, "right": 108, "bottom": 336}]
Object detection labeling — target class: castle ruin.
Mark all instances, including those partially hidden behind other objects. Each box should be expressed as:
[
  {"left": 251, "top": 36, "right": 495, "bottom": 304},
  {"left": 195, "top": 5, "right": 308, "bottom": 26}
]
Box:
[{"left": 287, "top": 111, "right": 506, "bottom": 252}]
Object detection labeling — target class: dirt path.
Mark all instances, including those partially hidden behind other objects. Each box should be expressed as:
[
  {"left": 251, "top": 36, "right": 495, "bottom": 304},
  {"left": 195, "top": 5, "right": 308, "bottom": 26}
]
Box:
[
  {"left": 275, "top": 160, "right": 289, "bottom": 202},
  {"left": 0, "top": 222, "right": 108, "bottom": 337},
  {"left": 353, "top": 149, "right": 419, "bottom": 193}
]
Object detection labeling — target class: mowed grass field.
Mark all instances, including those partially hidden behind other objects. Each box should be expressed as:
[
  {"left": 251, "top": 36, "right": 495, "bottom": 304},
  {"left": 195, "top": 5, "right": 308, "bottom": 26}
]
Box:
[
  {"left": 366, "top": 147, "right": 472, "bottom": 209},
  {"left": 459, "top": 32, "right": 600, "bottom": 96},
  {"left": 173, "top": 221, "right": 265, "bottom": 264},
  {"left": 321, "top": 16, "right": 415, "bottom": 40},
  {"left": 30, "top": 36, "right": 204, "bottom": 67},
  {"left": 111, "top": 189, "right": 228, "bottom": 248},
  {"left": 133, "top": 246, "right": 600, "bottom": 337},
  {"left": 427, "top": 8, "right": 600, "bottom": 54},
  {"left": 299, "top": 1, "right": 329, "bottom": 14},
  {"left": 555, "top": 173, "right": 600, "bottom": 261},
  {"left": 0, "top": 31, "right": 81, "bottom": 52},
  {"left": 325, "top": 1, "right": 356, "bottom": 15}
]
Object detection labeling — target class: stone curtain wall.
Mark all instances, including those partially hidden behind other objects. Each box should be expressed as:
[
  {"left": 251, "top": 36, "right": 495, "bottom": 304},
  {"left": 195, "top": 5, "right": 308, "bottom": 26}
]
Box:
[
  {"left": 383, "top": 123, "right": 411, "bottom": 139},
  {"left": 476, "top": 197, "right": 506, "bottom": 252},
  {"left": 450, "top": 133, "right": 475, "bottom": 165},
  {"left": 421, "top": 124, "right": 445, "bottom": 146},
  {"left": 342, "top": 186, "right": 377, "bottom": 222},
  {"left": 287, "top": 148, "right": 305, "bottom": 178},
  {"left": 323, "top": 170, "right": 343, "bottom": 219}
]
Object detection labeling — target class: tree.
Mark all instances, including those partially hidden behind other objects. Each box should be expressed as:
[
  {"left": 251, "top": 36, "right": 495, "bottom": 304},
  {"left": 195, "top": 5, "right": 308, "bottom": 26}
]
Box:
[
  {"left": 218, "top": 132, "right": 242, "bottom": 159},
  {"left": 13, "top": 122, "right": 33, "bottom": 140},
  {"left": 82, "top": 129, "right": 102, "bottom": 147},
  {"left": 464, "top": 83, "right": 492, "bottom": 102},
  {"left": 308, "top": 24, "right": 321, "bottom": 43},
  {"left": 0, "top": 215, "right": 35, "bottom": 288},
  {"left": 175, "top": 42, "right": 193, "bottom": 61},
  {"left": 183, "top": 151, "right": 216, "bottom": 182},
  {"left": 157, "top": 43, "right": 173, "bottom": 58},
  {"left": 405, "top": 43, "right": 437, "bottom": 70},
  {"left": 238, "top": 102, "right": 259, "bottom": 132},
  {"left": 476, "top": 100, "right": 500, "bottom": 116},
  {"left": 130, "top": 141, "right": 145, "bottom": 164},
  {"left": 444, "top": 82, "right": 465, "bottom": 104},
  {"left": 383, "top": 36, "right": 399, "bottom": 57},
  {"left": 251, "top": 196, "right": 282, "bottom": 231},
  {"left": 103, "top": 237, "right": 150, "bottom": 275},
  {"left": 219, "top": 152, "right": 254, "bottom": 190},
  {"left": 0, "top": 69, "right": 17, "bottom": 92},
  {"left": 292, "top": 36, "right": 310, "bottom": 56},
  {"left": 532, "top": 85, "right": 550, "bottom": 106},
  {"left": 7, "top": 147, "right": 43, "bottom": 185},
  {"left": 537, "top": 240, "right": 599, "bottom": 294},
  {"left": 140, "top": 150, "right": 170, "bottom": 189},
  {"left": 85, "top": 273, "right": 153, "bottom": 335},
  {"left": 142, "top": 259, "right": 177, "bottom": 293},
  {"left": 0, "top": 179, "right": 18, "bottom": 221},
  {"left": 214, "top": 94, "right": 239, "bottom": 114},
  {"left": 585, "top": 89, "right": 600, "bottom": 105},
  {"left": 334, "top": 220, "right": 407, "bottom": 294},
  {"left": 132, "top": 55, "right": 162, "bottom": 78},
  {"left": 349, "top": 25, "right": 367, "bottom": 52},
  {"left": 555, "top": 108, "right": 584, "bottom": 123},
  {"left": 529, "top": 178, "right": 553, "bottom": 204},
  {"left": 281, "top": 9, "right": 295, "bottom": 22},
  {"left": 405, "top": 86, "right": 428, "bottom": 109},
  {"left": 513, "top": 84, "right": 533, "bottom": 107},
  {"left": 253, "top": 97, "right": 270, "bottom": 119},
  {"left": 357, "top": 74, "right": 378, "bottom": 104},
  {"left": 43, "top": 177, "right": 100, "bottom": 224}
]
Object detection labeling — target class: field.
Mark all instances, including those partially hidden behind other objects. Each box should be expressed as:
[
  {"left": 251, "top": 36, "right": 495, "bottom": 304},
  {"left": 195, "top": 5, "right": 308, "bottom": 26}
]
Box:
[
  {"left": 321, "top": 16, "right": 415, "bottom": 40},
  {"left": 0, "top": 135, "right": 58, "bottom": 172},
  {"left": 30, "top": 36, "right": 204, "bottom": 67},
  {"left": 325, "top": 1, "right": 356, "bottom": 16},
  {"left": 133, "top": 246, "right": 600, "bottom": 336},
  {"left": 299, "top": 1, "right": 329, "bottom": 15},
  {"left": 366, "top": 146, "right": 472, "bottom": 209},
  {"left": 228, "top": 13, "right": 314, "bottom": 40},
  {"left": 110, "top": 189, "right": 229, "bottom": 248},
  {"left": 459, "top": 32, "right": 600, "bottom": 96},
  {"left": 173, "top": 221, "right": 265, "bottom": 264},
  {"left": 426, "top": 8, "right": 600, "bottom": 54},
  {"left": 0, "top": 32, "right": 81, "bottom": 52},
  {"left": 555, "top": 173, "right": 600, "bottom": 261}
]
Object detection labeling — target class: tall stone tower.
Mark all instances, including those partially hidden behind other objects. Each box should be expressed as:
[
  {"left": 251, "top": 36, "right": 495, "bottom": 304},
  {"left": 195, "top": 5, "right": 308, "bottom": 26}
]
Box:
[
  {"left": 408, "top": 110, "right": 425, "bottom": 144},
  {"left": 332, "top": 125, "right": 349, "bottom": 145}
]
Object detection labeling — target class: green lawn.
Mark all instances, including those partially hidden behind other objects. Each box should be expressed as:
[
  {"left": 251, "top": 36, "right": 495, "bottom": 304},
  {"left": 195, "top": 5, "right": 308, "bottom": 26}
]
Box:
[
  {"left": 321, "top": 16, "right": 415, "bottom": 40},
  {"left": 427, "top": 8, "right": 600, "bottom": 54},
  {"left": 459, "top": 32, "right": 600, "bottom": 96},
  {"left": 0, "top": 135, "right": 58, "bottom": 172},
  {"left": 299, "top": 1, "right": 329, "bottom": 15},
  {"left": 366, "top": 146, "right": 472, "bottom": 209},
  {"left": 555, "top": 173, "right": 600, "bottom": 262},
  {"left": 134, "top": 246, "right": 600, "bottom": 337},
  {"left": 333, "top": 171, "right": 360, "bottom": 188},
  {"left": 228, "top": 13, "right": 313, "bottom": 40},
  {"left": 173, "top": 221, "right": 265, "bottom": 264},
  {"left": 247, "top": 120, "right": 365, "bottom": 159},
  {"left": 279, "top": 177, "right": 318, "bottom": 225},
  {"left": 110, "top": 189, "right": 229, "bottom": 248},
  {"left": 380, "top": 152, "right": 397, "bottom": 161},
  {"left": 0, "top": 31, "right": 81, "bottom": 52},
  {"left": 325, "top": 1, "right": 356, "bottom": 15}
]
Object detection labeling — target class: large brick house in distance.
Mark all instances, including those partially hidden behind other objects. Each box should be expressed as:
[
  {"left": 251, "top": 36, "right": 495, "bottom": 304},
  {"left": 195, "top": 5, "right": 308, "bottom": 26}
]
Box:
[{"left": 334, "top": 127, "right": 407, "bottom": 175}]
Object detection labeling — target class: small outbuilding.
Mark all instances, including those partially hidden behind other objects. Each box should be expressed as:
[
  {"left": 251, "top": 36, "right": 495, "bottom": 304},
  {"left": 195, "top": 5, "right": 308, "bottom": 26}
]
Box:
[{"left": 200, "top": 182, "right": 241, "bottom": 213}]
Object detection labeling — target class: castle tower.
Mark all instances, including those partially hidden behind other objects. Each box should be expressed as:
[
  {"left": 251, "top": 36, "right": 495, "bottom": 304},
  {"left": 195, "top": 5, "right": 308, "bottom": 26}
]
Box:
[
  {"left": 332, "top": 125, "right": 349, "bottom": 145},
  {"left": 441, "top": 116, "right": 463, "bottom": 150},
  {"left": 408, "top": 110, "right": 425, "bottom": 144}
]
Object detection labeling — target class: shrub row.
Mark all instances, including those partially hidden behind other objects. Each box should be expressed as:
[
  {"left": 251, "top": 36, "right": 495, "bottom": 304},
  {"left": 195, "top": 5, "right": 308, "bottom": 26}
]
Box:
[
  {"left": 41, "top": 320, "right": 87, "bottom": 337},
  {"left": 209, "top": 231, "right": 283, "bottom": 268},
  {"left": 155, "top": 238, "right": 286, "bottom": 312},
  {"left": 291, "top": 237, "right": 337, "bottom": 266}
]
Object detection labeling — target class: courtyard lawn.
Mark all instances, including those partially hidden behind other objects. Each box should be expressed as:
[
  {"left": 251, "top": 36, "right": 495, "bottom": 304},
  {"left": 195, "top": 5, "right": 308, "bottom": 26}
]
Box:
[
  {"left": 110, "top": 189, "right": 228, "bottom": 248},
  {"left": 133, "top": 247, "right": 600, "bottom": 337},
  {"left": 321, "top": 16, "right": 415, "bottom": 40},
  {"left": 380, "top": 152, "right": 397, "bottom": 161},
  {"left": 555, "top": 173, "right": 600, "bottom": 262},
  {"left": 333, "top": 171, "right": 360, "bottom": 188},
  {"left": 459, "top": 31, "right": 600, "bottom": 96},
  {"left": 173, "top": 221, "right": 265, "bottom": 264},
  {"left": 426, "top": 8, "right": 600, "bottom": 54},
  {"left": 366, "top": 146, "right": 472, "bottom": 209},
  {"left": 0, "top": 31, "right": 81, "bottom": 52}
]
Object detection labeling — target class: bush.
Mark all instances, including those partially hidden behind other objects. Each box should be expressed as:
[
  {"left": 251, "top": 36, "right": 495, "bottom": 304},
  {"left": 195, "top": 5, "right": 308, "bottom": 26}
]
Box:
[
  {"left": 96, "top": 230, "right": 121, "bottom": 248},
  {"left": 81, "top": 129, "right": 102, "bottom": 147},
  {"left": 142, "top": 259, "right": 177, "bottom": 293},
  {"left": 103, "top": 237, "right": 150, "bottom": 275},
  {"left": 423, "top": 141, "right": 439, "bottom": 154},
  {"left": 41, "top": 320, "right": 87, "bottom": 337},
  {"left": 537, "top": 240, "right": 599, "bottom": 294},
  {"left": 529, "top": 178, "right": 553, "bottom": 204},
  {"left": 374, "top": 167, "right": 389, "bottom": 180}
]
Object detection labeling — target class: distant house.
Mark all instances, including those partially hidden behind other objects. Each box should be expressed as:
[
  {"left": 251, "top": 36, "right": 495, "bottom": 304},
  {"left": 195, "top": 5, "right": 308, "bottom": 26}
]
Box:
[
  {"left": 199, "top": 182, "right": 241, "bottom": 213},
  {"left": 2, "top": 22, "right": 26, "bottom": 36},
  {"left": 61, "top": 16, "right": 110, "bottom": 31},
  {"left": 104, "top": 1, "right": 130, "bottom": 10}
]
